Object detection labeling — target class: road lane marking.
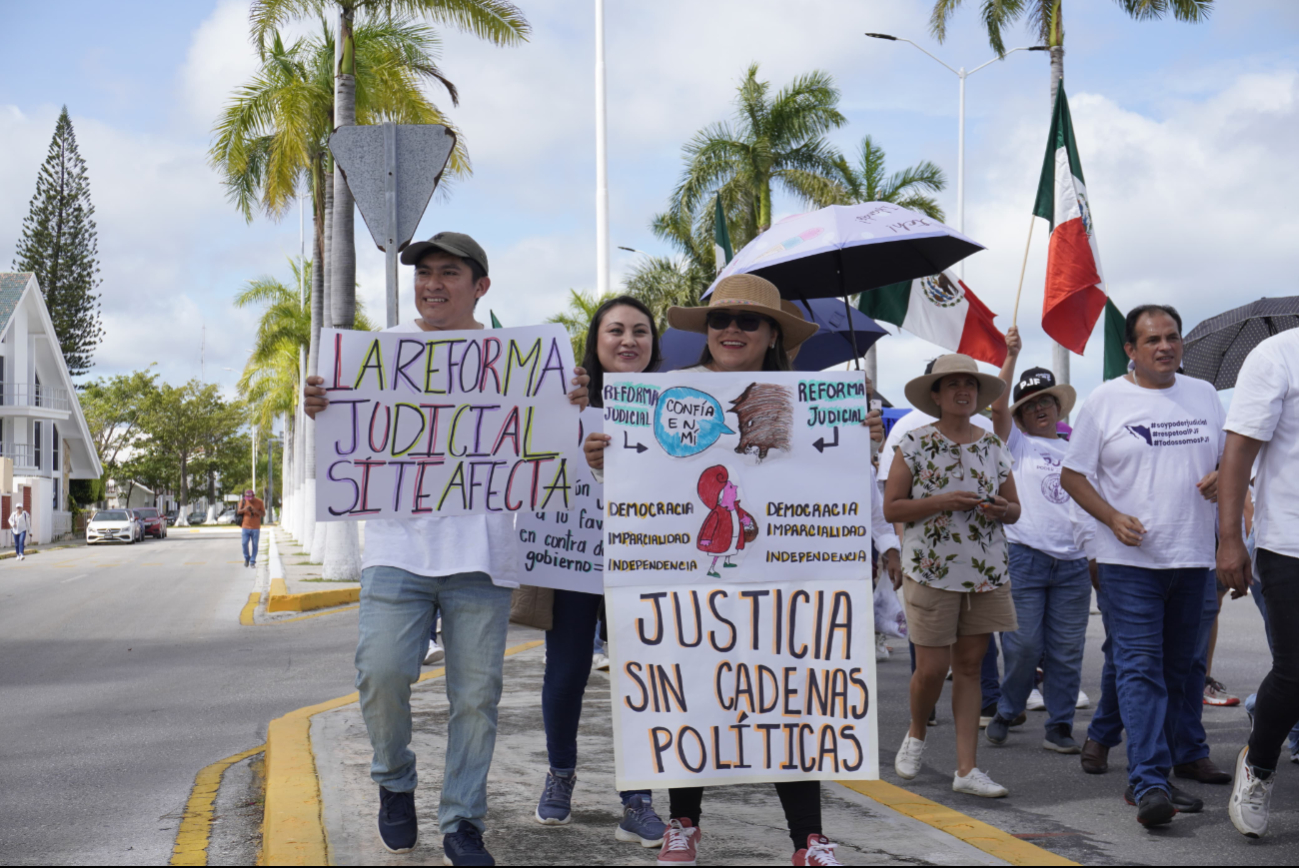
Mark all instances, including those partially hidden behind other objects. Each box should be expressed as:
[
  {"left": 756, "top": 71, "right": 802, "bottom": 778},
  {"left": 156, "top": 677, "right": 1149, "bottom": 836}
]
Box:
[
  {"left": 170, "top": 744, "right": 265, "bottom": 866},
  {"left": 59, "top": 573, "right": 91, "bottom": 584},
  {"left": 260, "top": 640, "right": 543, "bottom": 866}
]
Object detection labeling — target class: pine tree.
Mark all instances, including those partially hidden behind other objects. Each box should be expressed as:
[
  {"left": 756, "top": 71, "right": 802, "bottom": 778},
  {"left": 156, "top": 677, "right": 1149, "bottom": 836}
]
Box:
[{"left": 13, "top": 106, "right": 104, "bottom": 376}]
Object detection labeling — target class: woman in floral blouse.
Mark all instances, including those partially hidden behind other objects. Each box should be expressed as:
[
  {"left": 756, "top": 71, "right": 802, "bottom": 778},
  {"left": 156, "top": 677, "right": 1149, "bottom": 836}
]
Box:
[{"left": 883, "top": 354, "right": 1021, "bottom": 799}]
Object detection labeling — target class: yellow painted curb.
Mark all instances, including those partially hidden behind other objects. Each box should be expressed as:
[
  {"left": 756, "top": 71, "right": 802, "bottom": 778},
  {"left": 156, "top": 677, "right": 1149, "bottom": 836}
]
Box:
[
  {"left": 240, "top": 592, "right": 261, "bottom": 627},
  {"left": 170, "top": 744, "right": 266, "bottom": 866},
  {"left": 261, "top": 638, "right": 544, "bottom": 866},
  {"left": 267, "top": 577, "right": 361, "bottom": 614},
  {"left": 838, "top": 780, "right": 1078, "bottom": 866}
]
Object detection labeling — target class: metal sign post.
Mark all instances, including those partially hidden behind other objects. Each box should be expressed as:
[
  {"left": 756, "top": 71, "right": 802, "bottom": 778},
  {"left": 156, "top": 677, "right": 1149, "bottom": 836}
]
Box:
[{"left": 330, "top": 123, "right": 457, "bottom": 328}]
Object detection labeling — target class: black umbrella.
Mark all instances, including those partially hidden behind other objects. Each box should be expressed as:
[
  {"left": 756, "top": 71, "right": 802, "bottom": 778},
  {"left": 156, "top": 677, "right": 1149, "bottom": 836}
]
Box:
[{"left": 1182, "top": 296, "right": 1299, "bottom": 390}]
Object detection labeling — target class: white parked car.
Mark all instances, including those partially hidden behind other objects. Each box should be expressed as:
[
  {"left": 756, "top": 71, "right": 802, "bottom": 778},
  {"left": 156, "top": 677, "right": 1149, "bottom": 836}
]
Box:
[{"left": 87, "top": 510, "right": 138, "bottom": 545}]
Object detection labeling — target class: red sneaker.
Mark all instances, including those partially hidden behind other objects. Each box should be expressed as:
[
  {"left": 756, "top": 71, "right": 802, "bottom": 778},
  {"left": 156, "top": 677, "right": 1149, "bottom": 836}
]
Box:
[
  {"left": 793, "top": 834, "right": 843, "bottom": 866},
  {"left": 1204, "top": 677, "right": 1240, "bottom": 707},
  {"left": 657, "top": 818, "right": 700, "bottom": 866}
]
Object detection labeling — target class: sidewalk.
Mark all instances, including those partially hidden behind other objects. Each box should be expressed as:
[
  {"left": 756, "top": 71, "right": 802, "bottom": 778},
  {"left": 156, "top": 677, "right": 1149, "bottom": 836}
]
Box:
[
  {"left": 302, "top": 633, "right": 1020, "bottom": 867},
  {"left": 274, "top": 526, "right": 364, "bottom": 595}
]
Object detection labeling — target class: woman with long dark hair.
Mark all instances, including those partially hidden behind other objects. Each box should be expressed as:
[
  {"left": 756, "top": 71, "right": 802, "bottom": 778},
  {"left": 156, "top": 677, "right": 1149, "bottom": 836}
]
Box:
[{"left": 534, "top": 296, "right": 670, "bottom": 848}]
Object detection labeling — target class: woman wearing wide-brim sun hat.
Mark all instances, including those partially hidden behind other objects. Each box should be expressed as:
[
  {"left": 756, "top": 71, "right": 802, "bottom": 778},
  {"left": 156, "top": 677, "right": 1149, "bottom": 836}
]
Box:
[
  {"left": 656, "top": 273, "right": 845, "bottom": 866},
  {"left": 883, "top": 353, "right": 1023, "bottom": 801},
  {"left": 667, "top": 273, "right": 818, "bottom": 373}
]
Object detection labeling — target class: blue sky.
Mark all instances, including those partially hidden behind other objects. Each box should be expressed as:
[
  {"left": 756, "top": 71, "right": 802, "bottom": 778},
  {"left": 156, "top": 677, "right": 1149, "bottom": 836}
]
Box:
[{"left": 2, "top": 1, "right": 1297, "bottom": 411}]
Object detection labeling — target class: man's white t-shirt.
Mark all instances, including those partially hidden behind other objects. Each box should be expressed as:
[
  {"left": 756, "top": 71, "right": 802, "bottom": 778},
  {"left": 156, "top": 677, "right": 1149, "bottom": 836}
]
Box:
[
  {"left": 1004, "top": 427, "right": 1085, "bottom": 561},
  {"left": 878, "top": 409, "right": 992, "bottom": 482},
  {"left": 1224, "top": 329, "right": 1299, "bottom": 559},
  {"left": 869, "top": 463, "right": 900, "bottom": 554},
  {"left": 1064, "top": 374, "right": 1225, "bottom": 569},
  {"left": 356, "top": 321, "right": 519, "bottom": 587}
]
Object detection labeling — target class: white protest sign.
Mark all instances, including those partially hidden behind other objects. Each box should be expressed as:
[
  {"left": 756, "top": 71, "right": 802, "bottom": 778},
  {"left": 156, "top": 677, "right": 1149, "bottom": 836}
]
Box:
[
  {"left": 514, "top": 408, "right": 604, "bottom": 594},
  {"left": 602, "top": 371, "right": 878, "bottom": 789},
  {"left": 314, "top": 325, "right": 583, "bottom": 522}
]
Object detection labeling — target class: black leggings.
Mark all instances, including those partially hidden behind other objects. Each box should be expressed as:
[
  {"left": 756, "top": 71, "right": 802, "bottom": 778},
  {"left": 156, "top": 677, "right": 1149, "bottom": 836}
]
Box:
[
  {"left": 669, "top": 781, "right": 821, "bottom": 851},
  {"left": 1248, "top": 548, "right": 1299, "bottom": 770}
]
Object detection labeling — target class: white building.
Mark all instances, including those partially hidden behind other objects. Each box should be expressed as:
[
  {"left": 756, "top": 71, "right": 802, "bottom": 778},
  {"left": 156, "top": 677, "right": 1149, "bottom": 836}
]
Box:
[{"left": 0, "top": 273, "right": 103, "bottom": 544}]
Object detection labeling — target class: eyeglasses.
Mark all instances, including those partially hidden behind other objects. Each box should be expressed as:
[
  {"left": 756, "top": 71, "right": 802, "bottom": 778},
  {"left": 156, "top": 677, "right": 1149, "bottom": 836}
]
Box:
[
  {"left": 706, "top": 311, "right": 768, "bottom": 332},
  {"left": 1019, "top": 395, "right": 1058, "bottom": 413}
]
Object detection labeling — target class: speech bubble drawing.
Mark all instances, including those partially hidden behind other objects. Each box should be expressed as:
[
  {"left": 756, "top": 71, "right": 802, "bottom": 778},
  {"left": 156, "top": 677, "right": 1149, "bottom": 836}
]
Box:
[{"left": 654, "top": 387, "right": 735, "bottom": 457}]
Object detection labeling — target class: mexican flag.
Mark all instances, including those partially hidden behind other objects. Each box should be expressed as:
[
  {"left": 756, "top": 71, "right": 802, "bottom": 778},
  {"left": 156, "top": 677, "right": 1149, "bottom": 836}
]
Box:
[
  {"left": 1102, "top": 298, "right": 1127, "bottom": 380},
  {"left": 858, "top": 270, "right": 1007, "bottom": 366},
  {"left": 713, "top": 192, "right": 733, "bottom": 274},
  {"left": 1033, "top": 83, "right": 1107, "bottom": 355}
]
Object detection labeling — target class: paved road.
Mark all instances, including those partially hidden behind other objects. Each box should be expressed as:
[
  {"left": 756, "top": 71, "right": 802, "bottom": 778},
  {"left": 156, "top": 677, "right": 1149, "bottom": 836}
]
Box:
[
  {"left": 874, "top": 587, "right": 1299, "bottom": 865},
  {"left": 0, "top": 531, "right": 361, "bottom": 866}
]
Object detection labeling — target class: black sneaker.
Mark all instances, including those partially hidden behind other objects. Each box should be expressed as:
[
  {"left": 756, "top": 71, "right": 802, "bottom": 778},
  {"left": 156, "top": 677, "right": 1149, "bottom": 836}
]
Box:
[
  {"left": 928, "top": 706, "right": 938, "bottom": 726},
  {"left": 1136, "top": 789, "right": 1177, "bottom": 827},
  {"left": 1125, "top": 784, "right": 1203, "bottom": 814},
  {"left": 443, "top": 820, "right": 495, "bottom": 866},
  {"left": 377, "top": 787, "right": 418, "bottom": 853}
]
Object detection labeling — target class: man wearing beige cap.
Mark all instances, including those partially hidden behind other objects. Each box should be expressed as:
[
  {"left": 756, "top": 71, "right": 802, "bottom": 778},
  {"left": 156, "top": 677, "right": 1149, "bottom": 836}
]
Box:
[{"left": 305, "top": 232, "right": 587, "bottom": 866}]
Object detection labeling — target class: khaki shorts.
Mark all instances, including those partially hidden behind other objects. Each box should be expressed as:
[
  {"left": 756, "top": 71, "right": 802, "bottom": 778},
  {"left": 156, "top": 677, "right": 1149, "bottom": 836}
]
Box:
[{"left": 902, "top": 577, "right": 1018, "bottom": 647}]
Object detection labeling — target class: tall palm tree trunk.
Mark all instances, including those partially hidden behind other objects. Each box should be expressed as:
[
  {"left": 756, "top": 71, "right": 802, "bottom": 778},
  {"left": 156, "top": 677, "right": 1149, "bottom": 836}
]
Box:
[
  {"left": 323, "top": 4, "right": 362, "bottom": 581},
  {"left": 282, "top": 409, "right": 293, "bottom": 531},
  {"left": 302, "top": 190, "right": 325, "bottom": 557},
  {"left": 323, "top": 162, "right": 335, "bottom": 331}
]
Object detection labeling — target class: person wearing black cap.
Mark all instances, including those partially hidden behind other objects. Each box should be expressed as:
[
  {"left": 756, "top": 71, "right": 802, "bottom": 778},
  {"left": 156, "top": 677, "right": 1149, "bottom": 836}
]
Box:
[
  {"left": 305, "top": 232, "right": 589, "bottom": 866},
  {"left": 983, "top": 327, "right": 1094, "bottom": 759}
]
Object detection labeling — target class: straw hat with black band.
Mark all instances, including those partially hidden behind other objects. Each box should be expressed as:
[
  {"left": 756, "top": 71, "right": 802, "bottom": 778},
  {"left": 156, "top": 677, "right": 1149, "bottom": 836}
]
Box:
[
  {"left": 400, "top": 231, "right": 489, "bottom": 275},
  {"left": 668, "top": 274, "right": 818, "bottom": 350},
  {"left": 903, "top": 353, "right": 1005, "bottom": 418},
  {"left": 1007, "top": 366, "right": 1076, "bottom": 420}
]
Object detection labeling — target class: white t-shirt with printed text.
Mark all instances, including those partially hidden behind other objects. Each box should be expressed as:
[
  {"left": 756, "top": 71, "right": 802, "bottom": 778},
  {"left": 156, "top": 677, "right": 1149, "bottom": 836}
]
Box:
[
  {"left": 357, "top": 321, "right": 519, "bottom": 587},
  {"left": 1063, "top": 374, "right": 1225, "bottom": 569},
  {"left": 1224, "top": 329, "right": 1299, "bottom": 559},
  {"left": 1004, "top": 427, "right": 1085, "bottom": 561}
]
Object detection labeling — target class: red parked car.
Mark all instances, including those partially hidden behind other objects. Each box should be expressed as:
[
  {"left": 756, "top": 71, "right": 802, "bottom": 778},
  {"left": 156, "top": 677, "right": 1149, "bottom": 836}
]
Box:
[{"left": 132, "top": 507, "right": 167, "bottom": 540}]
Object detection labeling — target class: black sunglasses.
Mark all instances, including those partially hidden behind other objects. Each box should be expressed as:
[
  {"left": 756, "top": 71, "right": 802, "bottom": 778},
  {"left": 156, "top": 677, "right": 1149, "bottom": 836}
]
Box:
[{"left": 706, "top": 311, "right": 769, "bottom": 332}]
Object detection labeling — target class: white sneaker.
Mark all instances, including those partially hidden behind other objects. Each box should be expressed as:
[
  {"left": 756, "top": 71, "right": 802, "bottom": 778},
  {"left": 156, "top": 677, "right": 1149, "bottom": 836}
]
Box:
[
  {"left": 952, "top": 768, "right": 1009, "bottom": 798},
  {"left": 593, "top": 653, "right": 610, "bottom": 671},
  {"left": 423, "top": 641, "right": 445, "bottom": 665},
  {"left": 875, "top": 632, "right": 891, "bottom": 662},
  {"left": 1076, "top": 689, "right": 1091, "bottom": 709},
  {"left": 1229, "top": 745, "right": 1274, "bottom": 838},
  {"left": 895, "top": 735, "right": 926, "bottom": 780},
  {"left": 1026, "top": 689, "right": 1046, "bottom": 711}
]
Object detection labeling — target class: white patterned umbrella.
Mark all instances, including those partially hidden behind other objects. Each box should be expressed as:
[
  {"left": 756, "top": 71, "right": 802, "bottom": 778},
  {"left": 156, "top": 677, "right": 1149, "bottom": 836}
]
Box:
[{"left": 702, "top": 202, "right": 984, "bottom": 301}]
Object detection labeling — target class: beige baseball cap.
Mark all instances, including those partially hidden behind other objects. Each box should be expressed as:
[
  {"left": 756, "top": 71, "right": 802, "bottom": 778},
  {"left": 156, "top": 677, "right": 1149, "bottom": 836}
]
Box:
[{"left": 400, "top": 231, "right": 489, "bottom": 275}]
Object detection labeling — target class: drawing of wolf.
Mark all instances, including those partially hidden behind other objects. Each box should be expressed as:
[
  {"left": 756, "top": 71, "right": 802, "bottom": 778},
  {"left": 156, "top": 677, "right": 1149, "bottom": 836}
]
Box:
[{"left": 729, "top": 383, "right": 793, "bottom": 460}]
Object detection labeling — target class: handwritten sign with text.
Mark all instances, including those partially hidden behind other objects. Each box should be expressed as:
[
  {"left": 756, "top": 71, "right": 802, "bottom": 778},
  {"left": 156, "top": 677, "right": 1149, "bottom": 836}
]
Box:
[
  {"left": 602, "top": 371, "right": 878, "bottom": 788},
  {"left": 314, "top": 325, "right": 583, "bottom": 522}
]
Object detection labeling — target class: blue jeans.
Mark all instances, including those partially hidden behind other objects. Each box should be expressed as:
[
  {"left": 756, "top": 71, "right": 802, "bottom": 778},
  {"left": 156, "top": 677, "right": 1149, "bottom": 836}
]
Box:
[
  {"left": 1096, "top": 564, "right": 1215, "bottom": 800},
  {"left": 543, "top": 589, "right": 649, "bottom": 804},
  {"left": 13, "top": 530, "right": 25, "bottom": 557},
  {"left": 999, "top": 545, "right": 1091, "bottom": 730},
  {"left": 355, "top": 567, "right": 512, "bottom": 834},
  {"left": 1088, "top": 606, "right": 1124, "bottom": 747},
  {"left": 241, "top": 528, "right": 260, "bottom": 565}
]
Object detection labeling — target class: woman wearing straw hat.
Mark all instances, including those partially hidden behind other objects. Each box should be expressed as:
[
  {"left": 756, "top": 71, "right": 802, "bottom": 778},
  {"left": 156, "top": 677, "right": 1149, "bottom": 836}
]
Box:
[
  {"left": 633, "top": 273, "right": 842, "bottom": 867},
  {"left": 982, "top": 326, "right": 1094, "bottom": 758},
  {"left": 883, "top": 353, "right": 1021, "bottom": 798}
]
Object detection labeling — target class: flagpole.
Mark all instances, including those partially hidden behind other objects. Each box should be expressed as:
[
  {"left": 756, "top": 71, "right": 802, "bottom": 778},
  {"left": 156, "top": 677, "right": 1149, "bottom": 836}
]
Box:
[
  {"left": 1011, "top": 214, "right": 1036, "bottom": 326},
  {"left": 594, "top": 0, "right": 610, "bottom": 297}
]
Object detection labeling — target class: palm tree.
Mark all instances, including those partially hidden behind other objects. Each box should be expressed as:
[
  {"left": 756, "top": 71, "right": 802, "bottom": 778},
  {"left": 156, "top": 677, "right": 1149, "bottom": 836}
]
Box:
[
  {"left": 547, "top": 289, "right": 615, "bottom": 361},
  {"left": 670, "top": 64, "right": 848, "bottom": 244},
  {"left": 622, "top": 208, "right": 716, "bottom": 329},
  {"left": 248, "top": 0, "right": 531, "bottom": 334},
  {"left": 835, "top": 135, "right": 946, "bottom": 220},
  {"left": 930, "top": 0, "right": 1213, "bottom": 104}
]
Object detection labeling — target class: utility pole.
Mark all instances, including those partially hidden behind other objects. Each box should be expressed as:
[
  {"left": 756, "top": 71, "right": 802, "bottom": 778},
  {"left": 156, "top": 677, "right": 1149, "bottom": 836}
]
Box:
[{"left": 594, "top": 0, "right": 610, "bottom": 296}]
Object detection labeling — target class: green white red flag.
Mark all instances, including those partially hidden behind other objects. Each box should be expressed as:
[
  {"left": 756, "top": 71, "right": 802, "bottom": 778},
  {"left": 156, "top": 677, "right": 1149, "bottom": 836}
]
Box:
[
  {"left": 1032, "top": 83, "right": 1107, "bottom": 355},
  {"left": 858, "top": 270, "right": 1007, "bottom": 366}
]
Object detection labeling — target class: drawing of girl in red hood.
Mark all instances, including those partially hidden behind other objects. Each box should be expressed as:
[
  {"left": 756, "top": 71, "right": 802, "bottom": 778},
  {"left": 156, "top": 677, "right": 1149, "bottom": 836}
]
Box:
[{"left": 696, "top": 465, "right": 756, "bottom": 578}]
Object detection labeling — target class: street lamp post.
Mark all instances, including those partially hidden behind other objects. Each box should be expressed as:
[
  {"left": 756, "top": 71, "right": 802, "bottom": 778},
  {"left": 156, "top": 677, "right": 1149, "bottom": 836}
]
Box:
[{"left": 865, "top": 34, "right": 1046, "bottom": 279}]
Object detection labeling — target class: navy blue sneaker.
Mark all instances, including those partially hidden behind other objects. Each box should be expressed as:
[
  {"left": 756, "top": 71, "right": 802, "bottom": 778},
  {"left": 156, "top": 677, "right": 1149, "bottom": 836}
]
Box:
[
  {"left": 985, "top": 713, "right": 1011, "bottom": 745},
  {"left": 377, "top": 787, "right": 417, "bottom": 853},
  {"left": 533, "top": 769, "right": 575, "bottom": 825},
  {"left": 443, "top": 820, "right": 494, "bottom": 866},
  {"left": 615, "top": 793, "right": 666, "bottom": 847}
]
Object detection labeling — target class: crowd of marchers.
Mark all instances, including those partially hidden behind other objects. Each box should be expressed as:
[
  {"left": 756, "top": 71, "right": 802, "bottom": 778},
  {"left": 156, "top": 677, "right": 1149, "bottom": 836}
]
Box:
[{"left": 302, "top": 230, "right": 1297, "bottom": 867}]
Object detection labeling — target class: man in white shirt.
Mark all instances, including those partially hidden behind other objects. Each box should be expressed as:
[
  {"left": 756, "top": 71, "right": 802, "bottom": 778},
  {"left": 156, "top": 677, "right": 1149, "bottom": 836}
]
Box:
[
  {"left": 8, "top": 503, "right": 30, "bottom": 560},
  {"left": 305, "top": 233, "right": 587, "bottom": 865},
  {"left": 1062, "top": 305, "right": 1226, "bottom": 828},
  {"left": 1217, "top": 327, "right": 1299, "bottom": 838}
]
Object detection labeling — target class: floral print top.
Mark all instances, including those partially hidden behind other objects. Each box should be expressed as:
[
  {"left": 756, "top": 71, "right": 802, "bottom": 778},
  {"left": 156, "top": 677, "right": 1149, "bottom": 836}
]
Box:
[{"left": 898, "top": 425, "right": 1012, "bottom": 593}]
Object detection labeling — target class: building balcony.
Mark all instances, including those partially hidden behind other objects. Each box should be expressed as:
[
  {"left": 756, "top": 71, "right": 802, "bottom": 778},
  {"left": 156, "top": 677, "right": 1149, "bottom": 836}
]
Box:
[
  {"left": 2, "top": 444, "right": 48, "bottom": 476},
  {"left": 0, "top": 383, "right": 71, "bottom": 416}
]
